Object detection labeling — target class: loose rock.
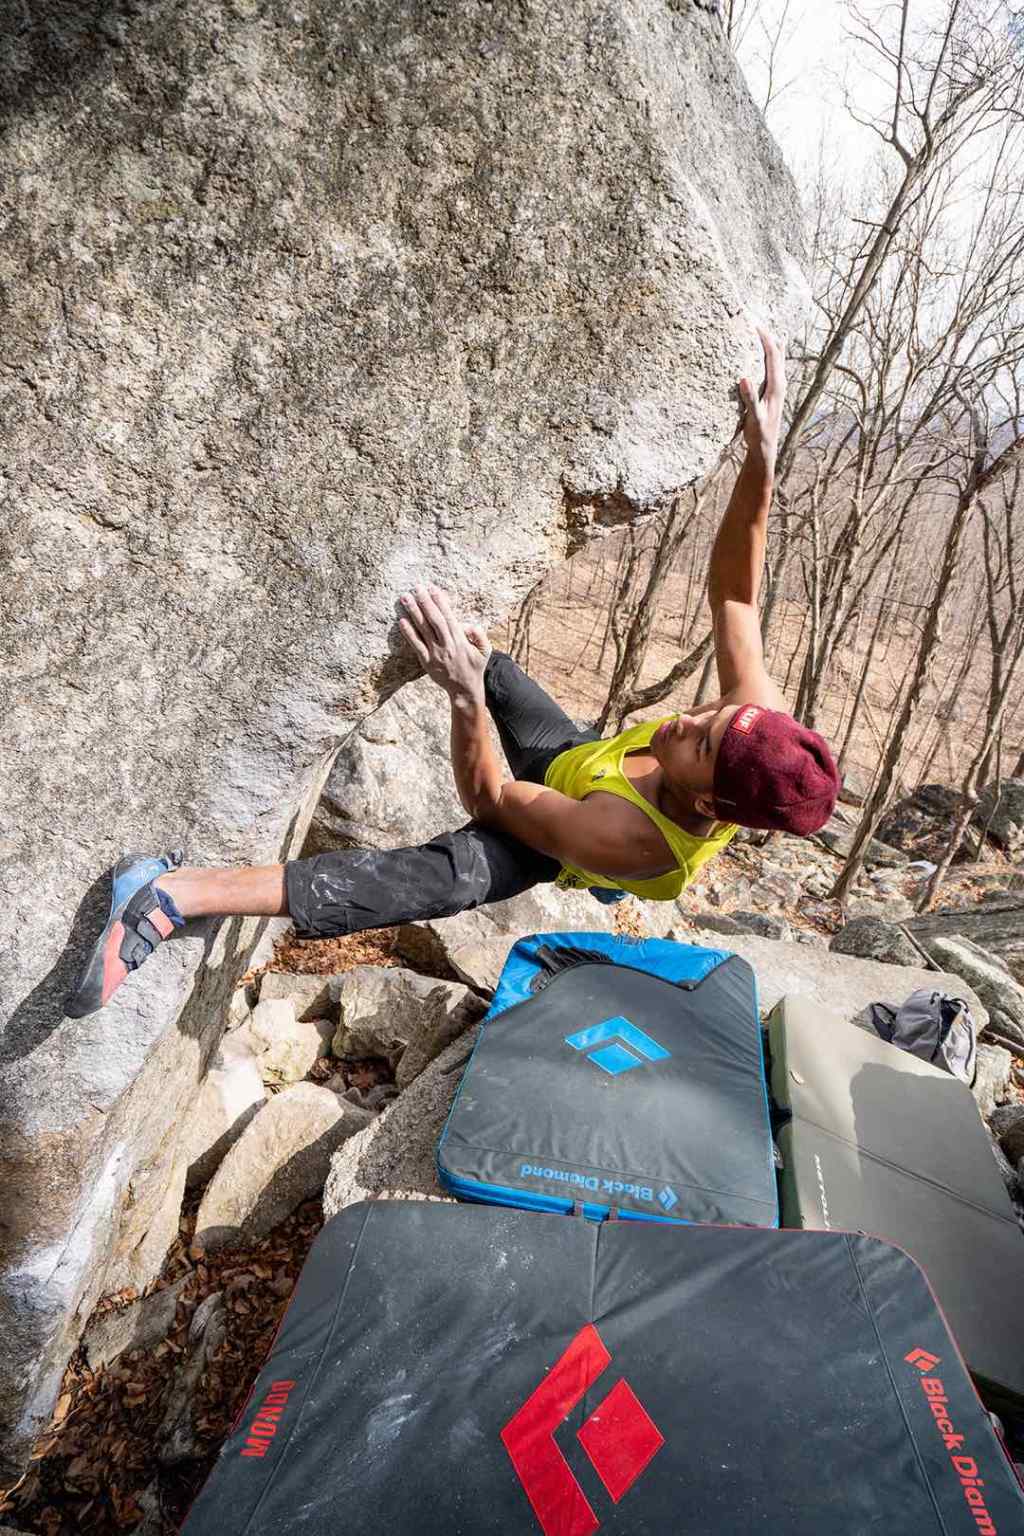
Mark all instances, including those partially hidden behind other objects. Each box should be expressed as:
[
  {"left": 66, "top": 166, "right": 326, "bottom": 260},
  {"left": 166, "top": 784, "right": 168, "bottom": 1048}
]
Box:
[
  {"left": 323, "top": 1032, "right": 479, "bottom": 1213},
  {"left": 331, "top": 966, "right": 486, "bottom": 1090},
  {"left": 80, "top": 1279, "right": 186, "bottom": 1373},
  {"left": 194, "top": 1085, "right": 372, "bottom": 1250},
  {"left": 157, "top": 1293, "right": 227, "bottom": 1468},
  {"left": 257, "top": 971, "right": 335, "bottom": 1022},
  {"left": 694, "top": 911, "right": 791, "bottom": 940},
  {"left": 248, "top": 998, "right": 333, "bottom": 1086}
]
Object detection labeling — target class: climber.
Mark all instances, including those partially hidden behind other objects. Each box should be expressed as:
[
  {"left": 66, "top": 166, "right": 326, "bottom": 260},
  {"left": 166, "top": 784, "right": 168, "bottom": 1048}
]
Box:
[{"left": 66, "top": 328, "right": 839, "bottom": 1018}]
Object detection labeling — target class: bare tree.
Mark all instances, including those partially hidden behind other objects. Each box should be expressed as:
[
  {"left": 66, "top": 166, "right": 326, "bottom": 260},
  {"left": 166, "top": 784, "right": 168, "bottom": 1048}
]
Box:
[
  {"left": 918, "top": 404, "right": 1024, "bottom": 907},
  {"left": 597, "top": 490, "right": 702, "bottom": 731},
  {"left": 833, "top": 391, "right": 1024, "bottom": 903},
  {"left": 776, "top": 0, "right": 1024, "bottom": 482}
]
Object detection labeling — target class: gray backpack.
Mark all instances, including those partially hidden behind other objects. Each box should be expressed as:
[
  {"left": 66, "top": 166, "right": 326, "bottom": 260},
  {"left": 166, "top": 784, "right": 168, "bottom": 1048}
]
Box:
[{"left": 869, "top": 990, "right": 977, "bottom": 1087}]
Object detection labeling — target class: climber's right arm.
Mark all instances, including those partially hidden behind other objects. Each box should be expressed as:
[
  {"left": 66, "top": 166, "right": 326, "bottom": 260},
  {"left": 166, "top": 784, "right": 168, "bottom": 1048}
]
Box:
[{"left": 480, "top": 781, "right": 671, "bottom": 880}]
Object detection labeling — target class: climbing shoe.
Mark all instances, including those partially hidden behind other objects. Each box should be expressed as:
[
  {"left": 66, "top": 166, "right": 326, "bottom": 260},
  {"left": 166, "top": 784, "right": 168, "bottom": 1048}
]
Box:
[{"left": 65, "top": 850, "right": 186, "bottom": 1018}]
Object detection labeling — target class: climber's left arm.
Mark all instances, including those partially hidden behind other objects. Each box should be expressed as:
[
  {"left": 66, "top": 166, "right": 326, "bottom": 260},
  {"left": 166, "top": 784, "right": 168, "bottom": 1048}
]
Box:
[{"left": 707, "top": 327, "right": 787, "bottom": 710}]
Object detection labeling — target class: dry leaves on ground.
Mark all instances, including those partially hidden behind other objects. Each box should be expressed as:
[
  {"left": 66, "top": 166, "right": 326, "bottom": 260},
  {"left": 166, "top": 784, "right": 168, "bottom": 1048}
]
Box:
[{"left": 1, "top": 1194, "right": 325, "bottom": 1536}]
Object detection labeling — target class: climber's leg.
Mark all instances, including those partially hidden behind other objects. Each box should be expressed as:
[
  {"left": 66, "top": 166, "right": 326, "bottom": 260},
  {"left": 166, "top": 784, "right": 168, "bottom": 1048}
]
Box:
[
  {"left": 484, "top": 650, "right": 599, "bottom": 781},
  {"left": 66, "top": 825, "right": 557, "bottom": 1016},
  {"left": 155, "top": 863, "right": 288, "bottom": 918},
  {"left": 282, "top": 822, "right": 559, "bottom": 939}
]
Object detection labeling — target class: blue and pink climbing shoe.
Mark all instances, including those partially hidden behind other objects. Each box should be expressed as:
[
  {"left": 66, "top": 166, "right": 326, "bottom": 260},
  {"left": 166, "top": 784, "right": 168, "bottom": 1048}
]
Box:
[{"left": 65, "top": 851, "right": 187, "bottom": 1018}]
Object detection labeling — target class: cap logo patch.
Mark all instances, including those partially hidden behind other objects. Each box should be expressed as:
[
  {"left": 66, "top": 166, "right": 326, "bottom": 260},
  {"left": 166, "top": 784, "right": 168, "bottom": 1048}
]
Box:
[{"left": 733, "top": 705, "right": 762, "bottom": 735}]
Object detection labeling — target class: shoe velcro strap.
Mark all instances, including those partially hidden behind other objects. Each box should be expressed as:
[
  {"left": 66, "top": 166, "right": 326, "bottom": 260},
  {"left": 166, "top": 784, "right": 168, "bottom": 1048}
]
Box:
[
  {"left": 132, "top": 912, "right": 167, "bottom": 951},
  {"left": 119, "top": 889, "right": 173, "bottom": 968}
]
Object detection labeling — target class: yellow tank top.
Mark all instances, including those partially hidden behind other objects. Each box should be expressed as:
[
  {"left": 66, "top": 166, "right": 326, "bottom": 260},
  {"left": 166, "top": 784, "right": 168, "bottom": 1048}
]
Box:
[{"left": 543, "top": 717, "right": 737, "bottom": 901}]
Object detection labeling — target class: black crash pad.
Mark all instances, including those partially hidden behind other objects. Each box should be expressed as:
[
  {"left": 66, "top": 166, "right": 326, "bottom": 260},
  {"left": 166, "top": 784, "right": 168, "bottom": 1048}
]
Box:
[
  {"left": 770, "top": 993, "right": 1024, "bottom": 1414},
  {"left": 182, "top": 1201, "right": 1024, "bottom": 1535},
  {"left": 438, "top": 933, "right": 777, "bottom": 1225}
]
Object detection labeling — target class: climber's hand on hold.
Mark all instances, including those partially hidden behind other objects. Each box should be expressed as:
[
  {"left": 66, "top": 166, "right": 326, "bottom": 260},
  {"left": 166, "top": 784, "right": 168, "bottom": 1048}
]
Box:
[
  {"left": 399, "top": 585, "right": 489, "bottom": 701},
  {"left": 739, "top": 326, "right": 785, "bottom": 475}
]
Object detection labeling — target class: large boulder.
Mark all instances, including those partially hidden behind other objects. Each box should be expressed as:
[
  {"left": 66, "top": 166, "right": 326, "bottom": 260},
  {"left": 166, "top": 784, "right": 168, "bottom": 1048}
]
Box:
[
  {"left": 0, "top": 0, "right": 806, "bottom": 1475},
  {"left": 444, "top": 928, "right": 988, "bottom": 1024},
  {"left": 875, "top": 785, "right": 979, "bottom": 863},
  {"left": 973, "top": 779, "right": 1024, "bottom": 857},
  {"left": 395, "top": 880, "right": 676, "bottom": 979},
  {"left": 990, "top": 1105, "right": 1024, "bottom": 1164},
  {"left": 972, "top": 1045, "right": 1013, "bottom": 1120},
  {"left": 830, "top": 916, "right": 926, "bottom": 968},
  {"left": 913, "top": 934, "right": 1024, "bottom": 1046}
]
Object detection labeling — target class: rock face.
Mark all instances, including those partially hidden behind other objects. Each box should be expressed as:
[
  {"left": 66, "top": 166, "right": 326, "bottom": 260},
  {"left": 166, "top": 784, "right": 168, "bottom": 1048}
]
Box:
[
  {"left": 307, "top": 677, "right": 472, "bottom": 854},
  {"left": 0, "top": 0, "right": 806, "bottom": 1475}
]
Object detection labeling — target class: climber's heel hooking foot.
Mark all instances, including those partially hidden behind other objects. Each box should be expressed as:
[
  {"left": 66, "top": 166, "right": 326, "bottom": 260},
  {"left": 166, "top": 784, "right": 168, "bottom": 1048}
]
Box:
[{"left": 65, "top": 850, "right": 187, "bottom": 1019}]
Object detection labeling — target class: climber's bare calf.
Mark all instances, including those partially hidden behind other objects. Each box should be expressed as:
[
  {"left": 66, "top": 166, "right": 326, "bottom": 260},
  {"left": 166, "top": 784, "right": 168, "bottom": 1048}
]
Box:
[{"left": 157, "top": 865, "right": 287, "bottom": 919}]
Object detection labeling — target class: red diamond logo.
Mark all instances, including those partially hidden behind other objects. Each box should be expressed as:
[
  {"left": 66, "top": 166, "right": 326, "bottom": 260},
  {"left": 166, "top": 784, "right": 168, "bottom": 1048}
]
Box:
[
  {"left": 577, "top": 1377, "right": 664, "bottom": 1503},
  {"left": 501, "top": 1324, "right": 664, "bottom": 1536},
  {"left": 905, "top": 1347, "right": 940, "bottom": 1373}
]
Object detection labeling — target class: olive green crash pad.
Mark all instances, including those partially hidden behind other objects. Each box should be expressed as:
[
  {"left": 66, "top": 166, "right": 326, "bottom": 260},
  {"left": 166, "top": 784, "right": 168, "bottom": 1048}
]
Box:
[{"left": 769, "top": 995, "right": 1024, "bottom": 1414}]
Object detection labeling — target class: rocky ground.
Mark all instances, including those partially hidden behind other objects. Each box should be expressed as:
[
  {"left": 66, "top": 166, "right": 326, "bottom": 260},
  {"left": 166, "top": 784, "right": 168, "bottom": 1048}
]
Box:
[{"left": 5, "top": 786, "right": 1024, "bottom": 1531}]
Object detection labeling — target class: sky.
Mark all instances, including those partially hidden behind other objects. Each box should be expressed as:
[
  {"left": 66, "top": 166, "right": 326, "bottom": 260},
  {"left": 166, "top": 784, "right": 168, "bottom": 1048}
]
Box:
[{"left": 734, "top": 0, "right": 950, "bottom": 183}]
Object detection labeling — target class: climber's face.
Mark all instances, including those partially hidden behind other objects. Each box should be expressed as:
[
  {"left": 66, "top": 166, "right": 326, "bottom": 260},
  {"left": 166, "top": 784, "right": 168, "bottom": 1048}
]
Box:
[{"left": 651, "top": 704, "right": 738, "bottom": 814}]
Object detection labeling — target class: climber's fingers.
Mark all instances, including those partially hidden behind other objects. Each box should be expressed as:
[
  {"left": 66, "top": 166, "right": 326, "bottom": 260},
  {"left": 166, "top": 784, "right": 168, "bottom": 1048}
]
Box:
[
  {"left": 464, "top": 622, "right": 491, "bottom": 660},
  {"left": 429, "top": 585, "right": 461, "bottom": 636},
  {"left": 756, "top": 326, "right": 785, "bottom": 403},
  {"left": 399, "top": 615, "right": 431, "bottom": 667},
  {"left": 413, "top": 583, "right": 454, "bottom": 645}
]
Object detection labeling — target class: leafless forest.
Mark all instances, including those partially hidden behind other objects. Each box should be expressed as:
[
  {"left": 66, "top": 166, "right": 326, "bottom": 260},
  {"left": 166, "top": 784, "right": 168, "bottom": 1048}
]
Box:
[{"left": 502, "top": 0, "right": 1024, "bottom": 912}]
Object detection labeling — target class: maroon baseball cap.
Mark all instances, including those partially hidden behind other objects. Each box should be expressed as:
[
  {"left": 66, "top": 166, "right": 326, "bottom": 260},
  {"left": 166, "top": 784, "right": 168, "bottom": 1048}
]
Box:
[{"left": 712, "top": 704, "right": 839, "bottom": 835}]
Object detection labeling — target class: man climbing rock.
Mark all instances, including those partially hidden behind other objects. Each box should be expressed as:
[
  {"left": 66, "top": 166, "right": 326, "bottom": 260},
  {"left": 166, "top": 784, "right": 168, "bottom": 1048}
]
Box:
[{"left": 67, "top": 330, "right": 839, "bottom": 1018}]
